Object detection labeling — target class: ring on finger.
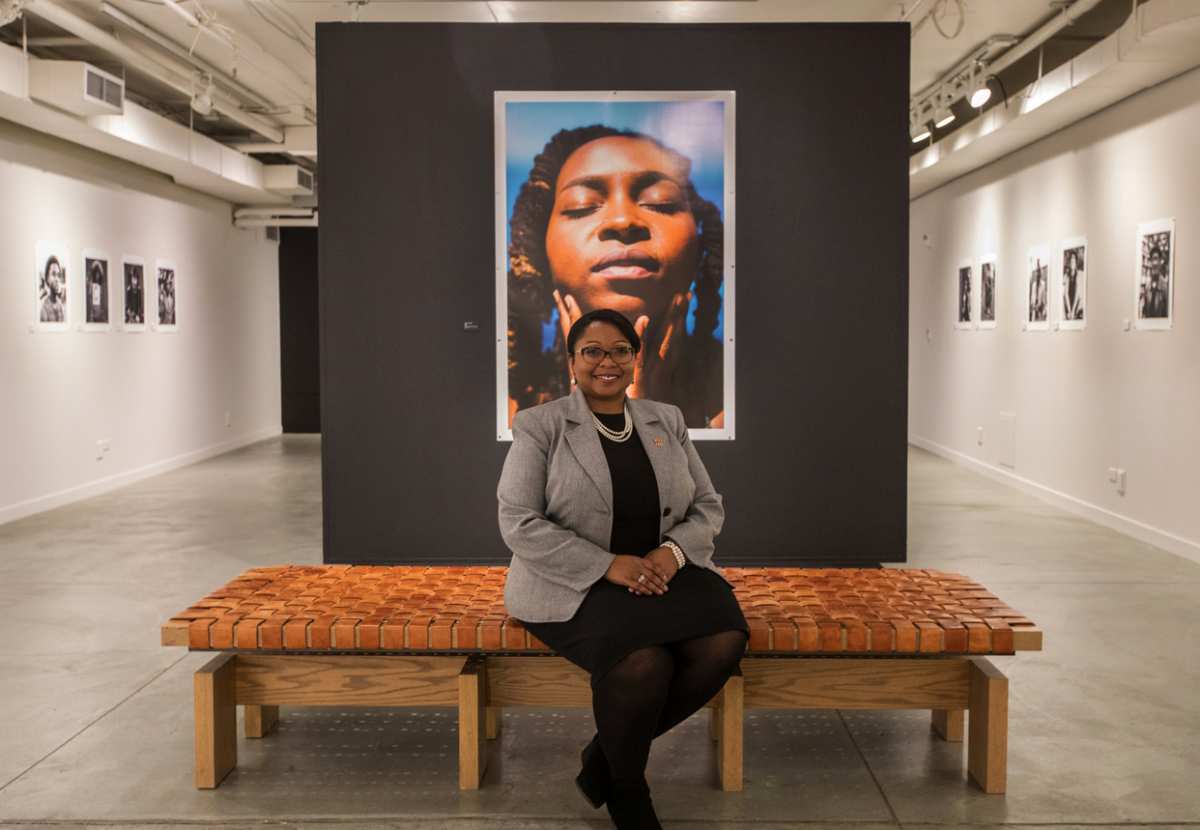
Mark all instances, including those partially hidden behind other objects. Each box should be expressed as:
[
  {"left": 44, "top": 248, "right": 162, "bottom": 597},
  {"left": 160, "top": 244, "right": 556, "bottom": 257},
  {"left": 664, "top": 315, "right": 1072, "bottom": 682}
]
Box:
[{"left": 637, "top": 574, "right": 646, "bottom": 584}]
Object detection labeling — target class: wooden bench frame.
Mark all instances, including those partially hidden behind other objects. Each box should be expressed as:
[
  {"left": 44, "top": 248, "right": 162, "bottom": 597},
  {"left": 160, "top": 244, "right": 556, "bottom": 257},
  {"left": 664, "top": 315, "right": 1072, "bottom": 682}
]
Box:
[{"left": 192, "top": 650, "right": 1013, "bottom": 794}]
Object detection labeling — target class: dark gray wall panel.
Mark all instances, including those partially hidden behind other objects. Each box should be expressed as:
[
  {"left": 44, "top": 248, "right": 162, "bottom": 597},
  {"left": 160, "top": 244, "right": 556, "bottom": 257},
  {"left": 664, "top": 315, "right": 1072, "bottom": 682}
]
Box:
[{"left": 317, "top": 23, "right": 909, "bottom": 567}]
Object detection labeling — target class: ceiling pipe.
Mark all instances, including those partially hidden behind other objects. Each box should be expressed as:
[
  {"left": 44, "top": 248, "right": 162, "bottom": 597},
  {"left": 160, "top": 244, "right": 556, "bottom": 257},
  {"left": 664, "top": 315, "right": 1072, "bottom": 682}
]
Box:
[
  {"left": 100, "top": 2, "right": 273, "bottom": 111},
  {"left": 234, "top": 213, "right": 317, "bottom": 227},
  {"left": 25, "top": 0, "right": 284, "bottom": 143},
  {"left": 985, "top": 0, "right": 1106, "bottom": 79},
  {"left": 234, "top": 206, "right": 313, "bottom": 217}
]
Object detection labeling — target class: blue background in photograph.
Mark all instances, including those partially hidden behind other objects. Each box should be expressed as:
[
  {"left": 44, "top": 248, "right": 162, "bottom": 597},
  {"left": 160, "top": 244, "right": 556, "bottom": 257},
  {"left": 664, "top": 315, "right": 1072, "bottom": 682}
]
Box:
[{"left": 504, "top": 100, "right": 726, "bottom": 347}]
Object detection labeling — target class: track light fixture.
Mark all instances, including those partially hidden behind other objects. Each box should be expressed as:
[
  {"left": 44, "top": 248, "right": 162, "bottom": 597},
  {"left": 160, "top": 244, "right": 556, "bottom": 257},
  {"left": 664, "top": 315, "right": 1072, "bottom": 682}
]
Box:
[
  {"left": 934, "top": 84, "right": 956, "bottom": 129},
  {"left": 191, "top": 80, "right": 216, "bottom": 116},
  {"left": 910, "top": 110, "right": 931, "bottom": 144},
  {"left": 969, "top": 62, "right": 993, "bottom": 108}
]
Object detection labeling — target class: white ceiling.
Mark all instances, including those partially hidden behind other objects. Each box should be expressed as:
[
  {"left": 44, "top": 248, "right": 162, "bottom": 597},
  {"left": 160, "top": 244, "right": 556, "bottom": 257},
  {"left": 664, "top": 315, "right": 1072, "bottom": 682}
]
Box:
[{"left": 35, "top": 0, "right": 1068, "bottom": 124}]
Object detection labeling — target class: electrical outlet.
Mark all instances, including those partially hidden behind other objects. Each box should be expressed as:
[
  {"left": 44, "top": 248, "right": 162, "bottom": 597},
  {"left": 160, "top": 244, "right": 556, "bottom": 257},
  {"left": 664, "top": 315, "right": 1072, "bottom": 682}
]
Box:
[
  {"left": 977, "top": 427, "right": 984, "bottom": 445},
  {"left": 96, "top": 439, "right": 110, "bottom": 460},
  {"left": 1108, "top": 467, "right": 1118, "bottom": 483},
  {"left": 1123, "top": 319, "right": 1131, "bottom": 331},
  {"left": 1116, "top": 469, "right": 1126, "bottom": 495},
  {"left": 224, "top": 411, "right": 232, "bottom": 427},
  {"left": 925, "top": 328, "right": 932, "bottom": 342}
]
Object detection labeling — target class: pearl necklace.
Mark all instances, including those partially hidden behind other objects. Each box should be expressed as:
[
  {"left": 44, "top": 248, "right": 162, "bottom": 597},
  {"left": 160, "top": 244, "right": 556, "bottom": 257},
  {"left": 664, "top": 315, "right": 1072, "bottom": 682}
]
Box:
[{"left": 592, "top": 403, "right": 634, "bottom": 443}]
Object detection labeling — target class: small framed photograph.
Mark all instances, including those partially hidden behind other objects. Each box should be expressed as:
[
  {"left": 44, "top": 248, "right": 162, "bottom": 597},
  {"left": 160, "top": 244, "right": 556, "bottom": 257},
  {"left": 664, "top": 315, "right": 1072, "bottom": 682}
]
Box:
[
  {"left": 83, "top": 249, "right": 112, "bottom": 332},
  {"left": 122, "top": 255, "right": 147, "bottom": 332},
  {"left": 1026, "top": 244, "right": 1050, "bottom": 331},
  {"left": 155, "top": 259, "right": 177, "bottom": 331},
  {"left": 36, "top": 241, "right": 70, "bottom": 332},
  {"left": 1136, "top": 218, "right": 1174, "bottom": 330},
  {"left": 955, "top": 258, "right": 973, "bottom": 330},
  {"left": 1059, "top": 237, "right": 1087, "bottom": 331},
  {"left": 979, "top": 253, "right": 997, "bottom": 330}
]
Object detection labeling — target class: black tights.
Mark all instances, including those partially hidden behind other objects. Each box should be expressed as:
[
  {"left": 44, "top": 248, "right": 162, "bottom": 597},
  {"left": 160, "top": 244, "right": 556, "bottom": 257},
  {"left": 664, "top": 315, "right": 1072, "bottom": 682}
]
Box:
[{"left": 591, "top": 630, "right": 748, "bottom": 787}]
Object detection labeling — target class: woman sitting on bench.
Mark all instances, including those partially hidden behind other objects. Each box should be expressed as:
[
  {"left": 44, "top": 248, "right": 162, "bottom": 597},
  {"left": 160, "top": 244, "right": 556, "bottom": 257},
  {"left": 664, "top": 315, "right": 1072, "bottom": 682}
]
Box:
[{"left": 498, "top": 308, "right": 748, "bottom": 830}]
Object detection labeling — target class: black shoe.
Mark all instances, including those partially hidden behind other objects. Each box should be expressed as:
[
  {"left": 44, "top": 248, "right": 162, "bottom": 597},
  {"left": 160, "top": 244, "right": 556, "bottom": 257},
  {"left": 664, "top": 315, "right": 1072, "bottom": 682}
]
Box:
[
  {"left": 575, "top": 733, "right": 610, "bottom": 809},
  {"left": 606, "top": 779, "right": 662, "bottom": 830}
]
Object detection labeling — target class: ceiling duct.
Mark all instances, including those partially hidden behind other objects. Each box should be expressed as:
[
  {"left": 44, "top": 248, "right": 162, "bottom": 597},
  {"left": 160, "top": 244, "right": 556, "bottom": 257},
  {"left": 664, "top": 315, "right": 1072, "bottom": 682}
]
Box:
[
  {"left": 262, "top": 163, "right": 313, "bottom": 195},
  {"left": 28, "top": 59, "right": 123, "bottom": 115}
]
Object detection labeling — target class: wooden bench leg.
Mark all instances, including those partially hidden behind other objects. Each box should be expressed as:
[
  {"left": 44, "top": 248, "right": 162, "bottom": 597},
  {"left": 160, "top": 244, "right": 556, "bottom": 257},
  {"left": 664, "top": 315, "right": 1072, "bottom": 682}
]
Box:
[
  {"left": 486, "top": 705, "right": 501, "bottom": 740},
  {"left": 459, "top": 656, "right": 488, "bottom": 789},
  {"left": 709, "top": 706, "right": 719, "bottom": 741},
  {"left": 932, "top": 708, "right": 964, "bottom": 742},
  {"left": 195, "top": 653, "right": 237, "bottom": 789},
  {"left": 245, "top": 705, "right": 279, "bottom": 738},
  {"left": 716, "top": 666, "right": 743, "bottom": 792},
  {"left": 967, "top": 658, "right": 1008, "bottom": 794}
]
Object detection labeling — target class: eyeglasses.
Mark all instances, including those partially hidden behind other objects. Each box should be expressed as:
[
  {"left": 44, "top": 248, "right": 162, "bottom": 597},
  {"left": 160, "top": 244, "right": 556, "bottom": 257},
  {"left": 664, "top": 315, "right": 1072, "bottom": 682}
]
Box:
[{"left": 575, "top": 346, "right": 635, "bottom": 365}]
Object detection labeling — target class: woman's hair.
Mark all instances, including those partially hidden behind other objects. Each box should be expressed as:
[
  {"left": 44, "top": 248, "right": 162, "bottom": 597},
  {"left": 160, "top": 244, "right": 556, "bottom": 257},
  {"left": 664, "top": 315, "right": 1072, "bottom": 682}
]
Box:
[
  {"left": 566, "top": 308, "right": 642, "bottom": 357},
  {"left": 507, "top": 124, "right": 724, "bottom": 410}
]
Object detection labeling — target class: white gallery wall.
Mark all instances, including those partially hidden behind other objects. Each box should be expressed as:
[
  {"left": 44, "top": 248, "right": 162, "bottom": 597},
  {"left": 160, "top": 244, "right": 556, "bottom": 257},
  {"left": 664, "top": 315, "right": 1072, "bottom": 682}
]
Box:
[
  {"left": 0, "top": 119, "right": 281, "bottom": 525},
  {"left": 910, "top": 65, "right": 1200, "bottom": 563}
]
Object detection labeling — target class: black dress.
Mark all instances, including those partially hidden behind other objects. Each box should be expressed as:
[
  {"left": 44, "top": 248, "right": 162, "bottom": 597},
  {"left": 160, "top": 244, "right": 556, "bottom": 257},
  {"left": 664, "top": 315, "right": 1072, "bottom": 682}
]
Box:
[{"left": 521, "top": 411, "right": 748, "bottom": 686}]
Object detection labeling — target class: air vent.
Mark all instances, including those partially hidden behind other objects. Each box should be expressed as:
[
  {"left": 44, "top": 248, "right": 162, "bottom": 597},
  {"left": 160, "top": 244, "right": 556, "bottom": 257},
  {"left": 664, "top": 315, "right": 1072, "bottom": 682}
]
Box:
[
  {"left": 262, "top": 164, "right": 315, "bottom": 196},
  {"left": 29, "top": 60, "right": 124, "bottom": 116}
]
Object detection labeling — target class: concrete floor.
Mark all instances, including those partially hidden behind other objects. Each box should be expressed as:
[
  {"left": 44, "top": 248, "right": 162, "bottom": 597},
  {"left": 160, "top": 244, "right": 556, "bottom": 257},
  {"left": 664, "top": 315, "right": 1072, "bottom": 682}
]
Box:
[{"left": 1, "top": 435, "right": 1198, "bottom": 830}]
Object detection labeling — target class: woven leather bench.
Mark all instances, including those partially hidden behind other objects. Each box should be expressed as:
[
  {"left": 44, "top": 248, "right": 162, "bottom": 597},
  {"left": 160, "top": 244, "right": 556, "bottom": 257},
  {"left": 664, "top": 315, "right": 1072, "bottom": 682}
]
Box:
[{"left": 162, "top": 565, "right": 1041, "bottom": 794}]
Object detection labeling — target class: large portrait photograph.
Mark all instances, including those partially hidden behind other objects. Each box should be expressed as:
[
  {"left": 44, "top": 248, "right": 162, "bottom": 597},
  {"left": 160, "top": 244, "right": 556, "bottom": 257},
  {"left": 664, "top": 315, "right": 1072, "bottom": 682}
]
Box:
[
  {"left": 495, "top": 91, "right": 735, "bottom": 440},
  {"left": 1136, "top": 218, "right": 1174, "bottom": 330},
  {"left": 36, "top": 241, "right": 70, "bottom": 332}
]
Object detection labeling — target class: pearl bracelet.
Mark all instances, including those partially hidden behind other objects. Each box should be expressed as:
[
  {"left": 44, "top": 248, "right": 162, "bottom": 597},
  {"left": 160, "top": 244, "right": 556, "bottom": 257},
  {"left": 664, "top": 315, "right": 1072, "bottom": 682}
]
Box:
[{"left": 662, "top": 539, "right": 687, "bottom": 569}]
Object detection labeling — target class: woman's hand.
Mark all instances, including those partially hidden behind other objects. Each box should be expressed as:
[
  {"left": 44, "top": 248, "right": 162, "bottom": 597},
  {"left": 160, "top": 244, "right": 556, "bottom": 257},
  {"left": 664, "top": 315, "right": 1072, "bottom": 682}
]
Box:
[
  {"left": 554, "top": 290, "right": 584, "bottom": 349},
  {"left": 604, "top": 555, "right": 671, "bottom": 595},
  {"left": 645, "top": 547, "right": 680, "bottom": 583},
  {"left": 630, "top": 291, "right": 691, "bottom": 401}
]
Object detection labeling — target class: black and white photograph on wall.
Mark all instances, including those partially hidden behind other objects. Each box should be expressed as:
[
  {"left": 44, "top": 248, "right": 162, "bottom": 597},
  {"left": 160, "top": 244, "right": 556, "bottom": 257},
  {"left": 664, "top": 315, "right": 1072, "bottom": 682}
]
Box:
[
  {"left": 36, "top": 240, "right": 70, "bottom": 332},
  {"left": 156, "top": 260, "right": 177, "bottom": 331},
  {"left": 1059, "top": 237, "right": 1087, "bottom": 331},
  {"left": 122, "top": 256, "right": 146, "bottom": 332},
  {"left": 1026, "top": 244, "right": 1050, "bottom": 331},
  {"left": 495, "top": 91, "right": 735, "bottom": 440},
  {"left": 1136, "top": 218, "right": 1174, "bottom": 330},
  {"left": 979, "top": 253, "right": 997, "bottom": 329},
  {"left": 955, "top": 258, "right": 973, "bottom": 330},
  {"left": 83, "top": 249, "right": 111, "bottom": 331}
]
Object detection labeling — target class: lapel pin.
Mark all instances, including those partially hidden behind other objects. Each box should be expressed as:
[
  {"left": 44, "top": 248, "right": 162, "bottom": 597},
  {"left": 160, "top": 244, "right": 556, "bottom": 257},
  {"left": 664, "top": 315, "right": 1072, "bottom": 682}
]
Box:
[{"left": 654, "top": 439, "right": 663, "bottom": 446}]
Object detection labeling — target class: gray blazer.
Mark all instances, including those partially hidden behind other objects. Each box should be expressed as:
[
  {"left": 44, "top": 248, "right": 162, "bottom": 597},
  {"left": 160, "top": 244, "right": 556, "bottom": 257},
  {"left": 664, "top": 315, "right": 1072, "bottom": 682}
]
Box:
[{"left": 498, "top": 388, "right": 725, "bottom": 623}]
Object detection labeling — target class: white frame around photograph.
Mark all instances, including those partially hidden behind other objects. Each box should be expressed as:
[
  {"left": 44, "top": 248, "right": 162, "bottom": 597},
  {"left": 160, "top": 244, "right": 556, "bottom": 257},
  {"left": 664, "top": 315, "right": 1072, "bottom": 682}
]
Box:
[
  {"left": 494, "top": 89, "right": 736, "bottom": 441},
  {"left": 36, "top": 240, "right": 70, "bottom": 332},
  {"left": 121, "top": 255, "right": 147, "bottom": 333},
  {"left": 978, "top": 252, "right": 997, "bottom": 330},
  {"left": 82, "top": 248, "right": 112, "bottom": 332},
  {"left": 955, "top": 257, "right": 973, "bottom": 330},
  {"left": 1059, "top": 236, "right": 1087, "bottom": 331},
  {"left": 1135, "top": 217, "right": 1174, "bottom": 331},
  {"left": 1026, "top": 244, "right": 1051, "bottom": 332},
  {"left": 155, "top": 258, "right": 178, "bottom": 332}
]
